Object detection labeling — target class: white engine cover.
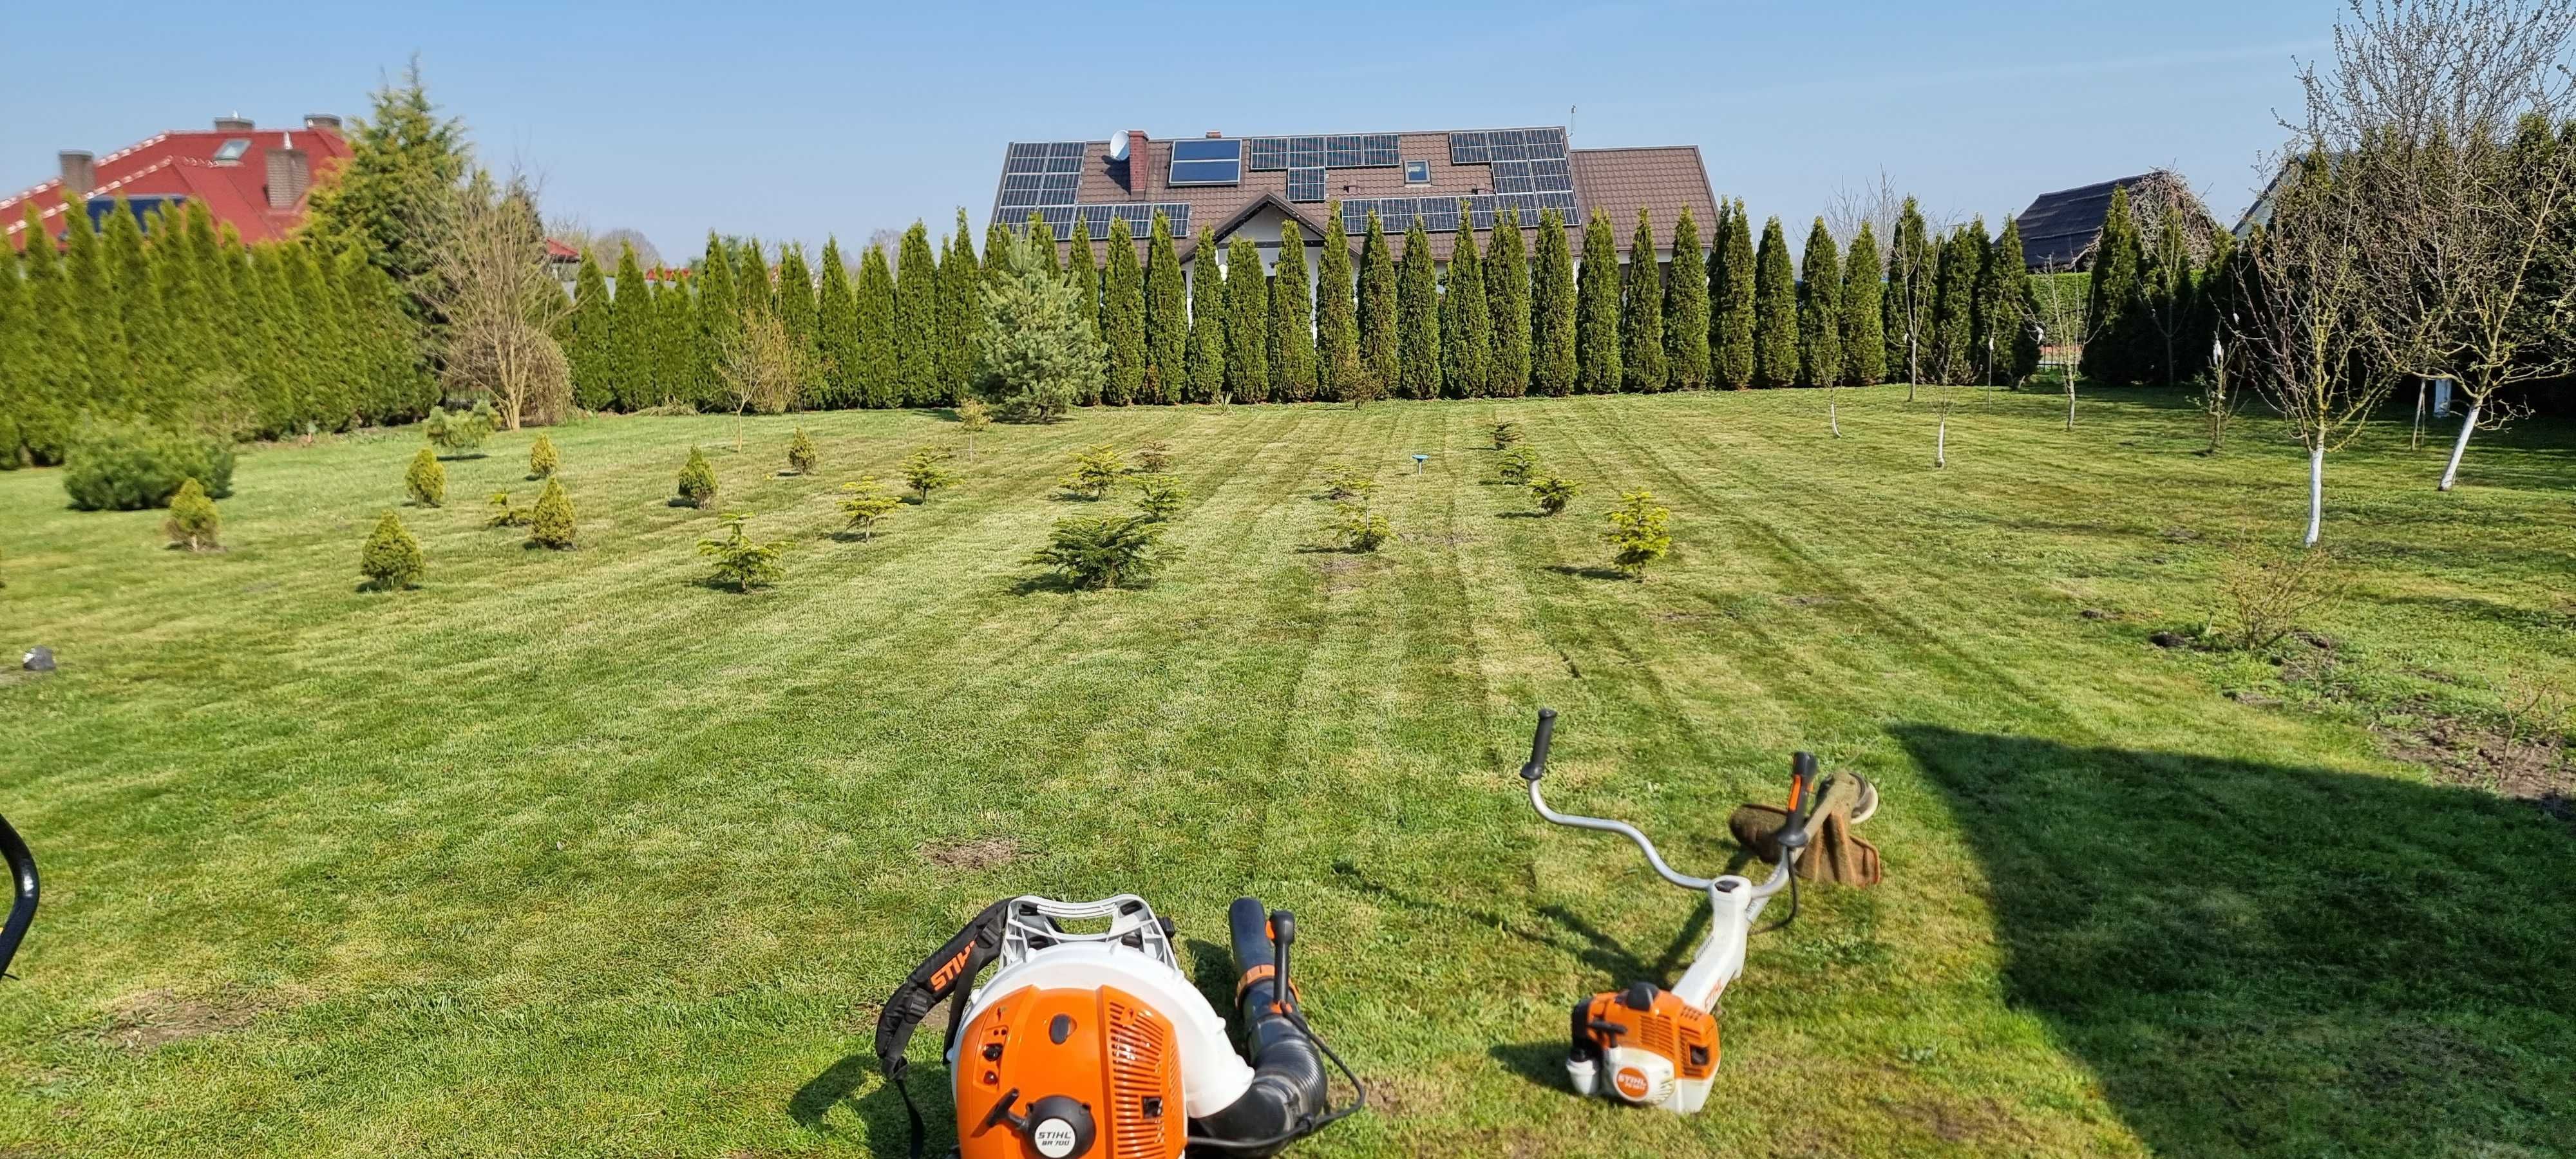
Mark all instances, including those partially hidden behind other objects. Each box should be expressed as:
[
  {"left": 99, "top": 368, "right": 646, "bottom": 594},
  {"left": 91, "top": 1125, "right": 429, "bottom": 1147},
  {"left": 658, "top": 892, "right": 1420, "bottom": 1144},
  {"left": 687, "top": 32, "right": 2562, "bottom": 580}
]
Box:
[{"left": 1575, "top": 1046, "right": 1714, "bottom": 1115}]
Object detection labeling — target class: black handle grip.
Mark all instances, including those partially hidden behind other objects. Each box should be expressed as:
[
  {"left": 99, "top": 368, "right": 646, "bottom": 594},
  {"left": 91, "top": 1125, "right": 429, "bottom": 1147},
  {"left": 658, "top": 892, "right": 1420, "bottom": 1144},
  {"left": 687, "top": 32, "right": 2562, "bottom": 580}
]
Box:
[
  {"left": 1519, "top": 708, "right": 1558, "bottom": 782},
  {"left": 1269, "top": 910, "right": 1296, "bottom": 949},
  {"left": 0, "top": 815, "right": 35, "bottom": 979},
  {"left": 1776, "top": 752, "right": 1820, "bottom": 853}
]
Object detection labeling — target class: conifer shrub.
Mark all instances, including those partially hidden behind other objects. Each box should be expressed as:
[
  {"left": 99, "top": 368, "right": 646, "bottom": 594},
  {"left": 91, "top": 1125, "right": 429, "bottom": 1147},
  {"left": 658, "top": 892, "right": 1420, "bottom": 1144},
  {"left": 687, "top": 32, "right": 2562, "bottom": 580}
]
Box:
[
  {"left": 1132, "top": 440, "right": 1174, "bottom": 473},
  {"left": 162, "top": 478, "right": 220, "bottom": 551},
  {"left": 1320, "top": 464, "right": 1375, "bottom": 501},
  {"left": 1332, "top": 500, "right": 1392, "bottom": 552},
  {"left": 486, "top": 491, "right": 531, "bottom": 528},
  {"left": 62, "top": 420, "right": 236, "bottom": 511},
  {"left": 838, "top": 476, "right": 901, "bottom": 540},
  {"left": 697, "top": 512, "right": 789, "bottom": 592},
  {"left": 956, "top": 399, "right": 992, "bottom": 456},
  {"left": 1027, "top": 515, "right": 1170, "bottom": 590},
  {"left": 527, "top": 433, "right": 560, "bottom": 480},
  {"left": 527, "top": 478, "right": 576, "bottom": 549},
  {"left": 1132, "top": 474, "right": 1187, "bottom": 521},
  {"left": 785, "top": 428, "right": 819, "bottom": 476},
  {"left": 1059, "top": 444, "right": 1128, "bottom": 500},
  {"left": 423, "top": 401, "right": 495, "bottom": 457},
  {"left": 676, "top": 445, "right": 719, "bottom": 507},
  {"left": 902, "top": 445, "right": 958, "bottom": 503},
  {"left": 1604, "top": 489, "right": 1672, "bottom": 580},
  {"left": 1492, "top": 420, "right": 1523, "bottom": 449},
  {"left": 1498, "top": 446, "right": 1540, "bottom": 485},
  {"left": 406, "top": 447, "right": 447, "bottom": 507},
  {"left": 359, "top": 511, "right": 424, "bottom": 590},
  {"left": 1531, "top": 474, "right": 1580, "bottom": 515}
]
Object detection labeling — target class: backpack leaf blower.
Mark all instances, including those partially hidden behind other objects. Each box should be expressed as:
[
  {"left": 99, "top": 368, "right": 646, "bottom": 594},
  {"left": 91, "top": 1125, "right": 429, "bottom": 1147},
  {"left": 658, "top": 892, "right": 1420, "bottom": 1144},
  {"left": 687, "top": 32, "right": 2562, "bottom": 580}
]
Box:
[
  {"left": 875, "top": 894, "right": 1363, "bottom": 1158},
  {"left": 0, "top": 813, "right": 35, "bottom": 979},
  {"left": 1515, "top": 708, "right": 1877, "bottom": 1113}
]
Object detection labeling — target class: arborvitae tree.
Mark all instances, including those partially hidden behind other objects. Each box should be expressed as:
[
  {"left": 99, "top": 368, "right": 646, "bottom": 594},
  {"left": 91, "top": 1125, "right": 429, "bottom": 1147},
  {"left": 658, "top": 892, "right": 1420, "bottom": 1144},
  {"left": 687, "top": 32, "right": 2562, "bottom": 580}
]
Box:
[
  {"left": 151, "top": 202, "right": 222, "bottom": 406},
  {"left": 1186, "top": 226, "right": 1226, "bottom": 402},
  {"left": 529, "top": 431, "right": 560, "bottom": 478},
  {"left": 164, "top": 476, "right": 220, "bottom": 551},
  {"left": 1621, "top": 209, "right": 1666, "bottom": 391},
  {"left": 1931, "top": 224, "right": 1982, "bottom": 384},
  {"left": 251, "top": 247, "right": 312, "bottom": 433},
  {"left": 1531, "top": 209, "right": 1578, "bottom": 395},
  {"left": 1224, "top": 236, "right": 1270, "bottom": 402},
  {"left": 1102, "top": 217, "right": 1147, "bottom": 405},
  {"left": 1971, "top": 218, "right": 2010, "bottom": 385},
  {"left": 1487, "top": 210, "right": 1531, "bottom": 397},
  {"left": 1575, "top": 210, "right": 1622, "bottom": 393},
  {"left": 1750, "top": 217, "right": 1799, "bottom": 387},
  {"left": 695, "top": 232, "right": 741, "bottom": 411},
  {"left": 1358, "top": 212, "right": 1400, "bottom": 395},
  {"left": 655, "top": 277, "right": 697, "bottom": 408},
  {"left": 855, "top": 243, "right": 900, "bottom": 408},
  {"left": 359, "top": 510, "right": 425, "bottom": 590},
  {"left": 1024, "top": 212, "right": 1062, "bottom": 275},
  {"left": 1065, "top": 233, "right": 1102, "bottom": 405},
  {"left": 895, "top": 220, "right": 940, "bottom": 406},
  {"left": 406, "top": 446, "right": 447, "bottom": 507},
  {"left": 1269, "top": 220, "right": 1316, "bottom": 401},
  {"left": 1397, "top": 219, "right": 1442, "bottom": 399},
  {"left": 1886, "top": 198, "right": 1936, "bottom": 390},
  {"left": 102, "top": 200, "right": 173, "bottom": 412},
  {"left": 566, "top": 249, "right": 614, "bottom": 410},
  {"left": 62, "top": 202, "right": 119, "bottom": 416},
  {"left": 983, "top": 219, "right": 1015, "bottom": 304},
  {"left": 938, "top": 212, "right": 980, "bottom": 404},
  {"left": 775, "top": 243, "right": 819, "bottom": 402},
  {"left": 1712, "top": 201, "right": 1756, "bottom": 388},
  {"left": 1798, "top": 218, "right": 1843, "bottom": 388},
  {"left": 1144, "top": 212, "right": 1186, "bottom": 404},
  {"left": 1316, "top": 203, "right": 1359, "bottom": 402},
  {"left": 2081, "top": 185, "right": 2145, "bottom": 385},
  {"left": 816, "top": 238, "right": 860, "bottom": 409},
  {"left": 527, "top": 476, "right": 576, "bottom": 549},
  {"left": 0, "top": 246, "right": 28, "bottom": 466},
  {"left": 1445, "top": 204, "right": 1491, "bottom": 397},
  {"left": 611, "top": 243, "right": 656, "bottom": 410},
  {"left": 2185, "top": 224, "right": 2233, "bottom": 386},
  {"left": 1841, "top": 222, "right": 1886, "bottom": 385},
  {"left": 287, "top": 244, "right": 357, "bottom": 427},
  {"left": 13, "top": 205, "right": 72, "bottom": 462},
  {"left": 734, "top": 237, "right": 772, "bottom": 320},
  {"left": 1662, "top": 207, "right": 1709, "bottom": 390}
]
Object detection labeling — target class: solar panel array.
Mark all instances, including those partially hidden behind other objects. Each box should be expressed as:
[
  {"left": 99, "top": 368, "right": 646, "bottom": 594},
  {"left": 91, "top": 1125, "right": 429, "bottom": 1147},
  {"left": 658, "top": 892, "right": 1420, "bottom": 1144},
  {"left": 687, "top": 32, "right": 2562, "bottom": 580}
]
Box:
[
  {"left": 1341, "top": 191, "right": 1579, "bottom": 236},
  {"left": 1245, "top": 133, "right": 1401, "bottom": 173},
  {"left": 1447, "top": 127, "right": 1569, "bottom": 165},
  {"left": 1285, "top": 167, "right": 1325, "bottom": 203},
  {"left": 997, "top": 141, "right": 1193, "bottom": 241}
]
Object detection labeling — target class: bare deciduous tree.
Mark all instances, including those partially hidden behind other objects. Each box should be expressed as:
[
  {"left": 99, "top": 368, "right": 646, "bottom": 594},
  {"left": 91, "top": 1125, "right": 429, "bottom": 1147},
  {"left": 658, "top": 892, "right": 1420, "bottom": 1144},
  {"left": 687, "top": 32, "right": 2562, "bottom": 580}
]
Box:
[
  {"left": 435, "top": 170, "right": 573, "bottom": 431},
  {"left": 2027, "top": 258, "right": 2091, "bottom": 429},
  {"left": 717, "top": 310, "right": 819, "bottom": 448}
]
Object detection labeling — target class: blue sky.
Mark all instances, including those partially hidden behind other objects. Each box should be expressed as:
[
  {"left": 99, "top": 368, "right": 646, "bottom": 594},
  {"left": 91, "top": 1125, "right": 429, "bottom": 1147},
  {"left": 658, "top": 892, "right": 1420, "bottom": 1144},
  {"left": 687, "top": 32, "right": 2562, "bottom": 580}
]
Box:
[{"left": 3, "top": 0, "right": 2342, "bottom": 261}]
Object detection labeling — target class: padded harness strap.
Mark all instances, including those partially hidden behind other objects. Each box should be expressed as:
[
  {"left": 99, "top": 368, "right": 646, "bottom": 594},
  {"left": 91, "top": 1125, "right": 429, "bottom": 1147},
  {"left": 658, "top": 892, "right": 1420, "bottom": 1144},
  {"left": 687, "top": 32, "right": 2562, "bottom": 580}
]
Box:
[{"left": 873, "top": 898, "right": 1018, "bottom": 1159}]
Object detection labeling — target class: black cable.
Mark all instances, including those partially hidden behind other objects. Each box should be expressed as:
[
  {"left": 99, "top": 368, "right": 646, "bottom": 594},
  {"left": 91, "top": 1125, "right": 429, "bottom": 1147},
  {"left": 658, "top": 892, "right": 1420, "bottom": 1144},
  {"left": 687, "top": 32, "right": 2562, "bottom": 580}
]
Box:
[
  {"left": 889, "top": 1061, "right": 925, "bottom": 1159},
  {"left": 1183, "top": 1004, "right": 1368, "bottom": 1153},
  {"left": 1754, "top": 859, "right": 1800, "bottom": 937}
]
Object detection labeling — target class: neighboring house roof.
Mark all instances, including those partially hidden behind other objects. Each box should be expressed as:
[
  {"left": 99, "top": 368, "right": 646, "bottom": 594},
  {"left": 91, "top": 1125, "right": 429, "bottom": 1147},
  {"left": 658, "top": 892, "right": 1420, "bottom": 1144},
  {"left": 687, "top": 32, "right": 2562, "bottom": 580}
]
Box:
[
  {"left": 1006, "top": 127, "right": 1718, "bottom": 266},
  {"left": 2013, "top": 169, "right": 2222, "bottom": 272},
  {"left": 4, "top": 120, "right": 352, "bottom": 250}
]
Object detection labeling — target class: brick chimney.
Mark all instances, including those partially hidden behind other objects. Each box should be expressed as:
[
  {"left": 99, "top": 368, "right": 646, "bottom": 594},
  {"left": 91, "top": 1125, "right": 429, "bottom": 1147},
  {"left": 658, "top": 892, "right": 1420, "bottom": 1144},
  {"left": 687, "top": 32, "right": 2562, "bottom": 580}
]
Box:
[
  {"left": 58, "top": 151, "right": 95, "bottom": 194},
  {"left": 266, "top": 138, "right": 310, "bottom": 210},
  {"left": 303, "top": 113, "right": 342, "bottom": 133},
  {"left": 1205, "top": 130, "right": 1222, "bottom": 138},
  {"left": 214, "top": 115, "right": 254, "bottom": 132},
  {"left": 1126, "top": 129, "right": 1151, "bottom": 194}
]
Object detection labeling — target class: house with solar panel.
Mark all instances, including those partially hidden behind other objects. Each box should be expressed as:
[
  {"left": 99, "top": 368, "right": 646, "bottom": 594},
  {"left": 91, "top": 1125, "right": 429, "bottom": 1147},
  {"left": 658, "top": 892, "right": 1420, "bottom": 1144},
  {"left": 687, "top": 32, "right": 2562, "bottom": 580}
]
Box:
[
  {"left": 993, "top": 127, "right": 1716, "bottom": 284},
  {"left": 4, "top": 113, "right": 353, "bottom": 252},
  {"left": 2011, "top": 169, "right": 2222, "bottom": 272}
]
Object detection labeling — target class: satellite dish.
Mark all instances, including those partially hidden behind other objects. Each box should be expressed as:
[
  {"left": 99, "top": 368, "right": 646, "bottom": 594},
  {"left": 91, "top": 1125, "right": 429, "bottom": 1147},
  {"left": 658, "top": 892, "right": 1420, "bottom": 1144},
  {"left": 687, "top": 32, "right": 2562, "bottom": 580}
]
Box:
[{"left": 1108, "top": 133, "right": 1130, "bottom": 162}]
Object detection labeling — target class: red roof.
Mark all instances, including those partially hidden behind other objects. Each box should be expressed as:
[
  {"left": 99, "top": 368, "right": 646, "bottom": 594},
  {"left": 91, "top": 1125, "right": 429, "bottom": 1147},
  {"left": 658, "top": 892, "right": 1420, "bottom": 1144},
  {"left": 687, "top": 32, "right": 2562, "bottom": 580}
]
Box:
[{"left": 3, "top": 122, "right": 352, "bottom": 251}]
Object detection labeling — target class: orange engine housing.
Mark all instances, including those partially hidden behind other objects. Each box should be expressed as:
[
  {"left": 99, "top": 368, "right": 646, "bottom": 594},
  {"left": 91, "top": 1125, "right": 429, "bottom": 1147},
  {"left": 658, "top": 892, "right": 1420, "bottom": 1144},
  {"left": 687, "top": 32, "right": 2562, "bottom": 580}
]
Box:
[
  {"left": 1582, "top": 986, "right": 1719, "bottom": 1085},
  {"left": 957, "top": 984, "right": 1183, "bottom": 1159}
]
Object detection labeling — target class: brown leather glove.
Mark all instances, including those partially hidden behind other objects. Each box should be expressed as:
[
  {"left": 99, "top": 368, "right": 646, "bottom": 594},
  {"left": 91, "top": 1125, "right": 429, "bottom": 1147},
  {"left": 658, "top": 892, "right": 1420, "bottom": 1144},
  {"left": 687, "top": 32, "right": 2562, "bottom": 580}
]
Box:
[{"left": 1728, "top": 775, "right": 1881, "bottom": 887}]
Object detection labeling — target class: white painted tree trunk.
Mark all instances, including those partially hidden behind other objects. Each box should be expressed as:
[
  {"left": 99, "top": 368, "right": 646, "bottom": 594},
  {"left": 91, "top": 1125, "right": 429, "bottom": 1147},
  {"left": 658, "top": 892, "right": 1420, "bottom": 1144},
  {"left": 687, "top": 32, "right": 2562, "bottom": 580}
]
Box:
[
  {"left": 1828, "top": 390, "right": 1841, "bottom": 438},
  {"left": 2439, "top": 402, "right": 2480, "bottom": 492},
  {"left": 1936, "top": 416, "right": 1947, "bottom": 468},
  {"left": 2304, "top": 444, "right": 2325, "bottom": 547}
]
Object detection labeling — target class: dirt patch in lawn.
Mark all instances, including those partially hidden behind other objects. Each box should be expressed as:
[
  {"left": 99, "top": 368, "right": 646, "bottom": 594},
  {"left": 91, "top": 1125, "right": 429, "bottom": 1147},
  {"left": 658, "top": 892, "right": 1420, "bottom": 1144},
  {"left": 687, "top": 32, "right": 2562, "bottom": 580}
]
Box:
[
  {"left": 2377, "top": 713, "right": 2571, "bottom": 822},
  {"left": 923, "top": 836, "right": 1023, "bottom": 871},
  {"left": 96, "top": 987, "right": 287, "bottom": 1051}
]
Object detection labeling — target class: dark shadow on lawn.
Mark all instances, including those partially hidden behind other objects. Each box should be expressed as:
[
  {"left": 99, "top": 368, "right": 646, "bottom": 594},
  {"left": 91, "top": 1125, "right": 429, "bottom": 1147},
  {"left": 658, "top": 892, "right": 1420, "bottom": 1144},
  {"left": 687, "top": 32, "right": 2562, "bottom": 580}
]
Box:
[
  {"left": 1328, "top": 861, "right": 1708, "bottom": 990},
  {"left": 793, "top": 1049, "right": 951, "bottom": 1158},
  {"left": 1493, "top": 509, "right": 1548, "bottom": 519},
  {"left": 1892, "top": 724, "right": 2576, "bottom": 1156},
  {"left": 1544, "top": 563, "right": 1632, "bottom": 581}
]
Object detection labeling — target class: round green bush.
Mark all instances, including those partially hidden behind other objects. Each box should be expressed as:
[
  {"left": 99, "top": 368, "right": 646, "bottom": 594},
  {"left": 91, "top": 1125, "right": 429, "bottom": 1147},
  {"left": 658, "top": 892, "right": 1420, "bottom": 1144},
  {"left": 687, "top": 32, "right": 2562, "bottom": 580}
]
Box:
[
  {"left": 406, "top": 447, "right": 447, "bottom": 507},
  {"left": 61, "top": 420, "right": 236, "bottom": 511},
  {"left": 527, "top": 478, "right": 576, "bottom": 549},
  {"left": 163, "top": 478, "right": 221, "bottom": 551},
  {"left": 528, "top": 433, "right": 560, "bottom": 480},
  {"left": 359, "top": 511, "right": 424, "bottom": 590},
  {"left": 677, "top": 446, "right": 718, "bottom": 507}
]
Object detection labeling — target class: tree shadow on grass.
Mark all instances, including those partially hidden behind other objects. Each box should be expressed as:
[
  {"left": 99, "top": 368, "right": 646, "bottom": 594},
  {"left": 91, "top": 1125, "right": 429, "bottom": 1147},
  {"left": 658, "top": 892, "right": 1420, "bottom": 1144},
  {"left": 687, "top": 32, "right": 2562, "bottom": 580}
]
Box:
[
  {"left": 1891, "top": 724, "right": 2576, "bottom": 1156},
  {"left": 1544, "top": 563, "right": 1631, "bottom": 581},
  {"left": 1327, "top": 861, "right": 1709, "bottom": 989}
]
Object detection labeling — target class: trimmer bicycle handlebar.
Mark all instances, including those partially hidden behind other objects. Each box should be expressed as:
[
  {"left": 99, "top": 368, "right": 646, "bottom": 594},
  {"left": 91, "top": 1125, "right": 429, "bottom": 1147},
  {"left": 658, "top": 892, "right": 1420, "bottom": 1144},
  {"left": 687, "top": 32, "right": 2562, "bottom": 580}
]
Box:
[
  {"left": 1515, "top": 709, "right": 1811, "bottom": 899},
  {"left": 0, "top": 815, "right": 35, "bottom": 977}
]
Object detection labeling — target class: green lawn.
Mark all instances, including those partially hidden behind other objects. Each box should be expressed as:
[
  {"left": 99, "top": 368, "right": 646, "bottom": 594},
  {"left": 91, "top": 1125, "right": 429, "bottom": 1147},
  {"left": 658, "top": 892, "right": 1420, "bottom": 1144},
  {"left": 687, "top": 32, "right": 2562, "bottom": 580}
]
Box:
[{"left": 1, "top": 386, "right": 2570, "bottom": 1158}]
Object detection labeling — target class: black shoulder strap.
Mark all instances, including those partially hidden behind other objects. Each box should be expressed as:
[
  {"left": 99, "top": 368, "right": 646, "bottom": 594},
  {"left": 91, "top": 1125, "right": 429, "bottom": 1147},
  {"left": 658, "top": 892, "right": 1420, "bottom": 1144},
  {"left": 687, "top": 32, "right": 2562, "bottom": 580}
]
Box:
[{"left": 875, "top": 896, "right": 1017, "bottom": 1081}]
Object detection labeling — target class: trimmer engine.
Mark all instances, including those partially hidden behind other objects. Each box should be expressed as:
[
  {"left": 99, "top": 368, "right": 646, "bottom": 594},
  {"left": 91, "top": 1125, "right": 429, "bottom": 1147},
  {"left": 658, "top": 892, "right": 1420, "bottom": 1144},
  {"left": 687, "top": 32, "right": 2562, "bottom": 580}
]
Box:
[{"left": 1566, "top": 982, "right": 1719, "bottom": 1113}]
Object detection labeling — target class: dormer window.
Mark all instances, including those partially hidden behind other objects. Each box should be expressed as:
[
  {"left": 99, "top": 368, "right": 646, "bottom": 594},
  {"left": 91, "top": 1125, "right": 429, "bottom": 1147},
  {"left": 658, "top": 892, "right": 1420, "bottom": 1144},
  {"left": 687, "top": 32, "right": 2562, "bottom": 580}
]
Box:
[
  {"left": 1404, "top": 160, "right": 1430, "bottom": 185},
  {"left": 212, "top": 138, "right": 251, "bottom": 163}
]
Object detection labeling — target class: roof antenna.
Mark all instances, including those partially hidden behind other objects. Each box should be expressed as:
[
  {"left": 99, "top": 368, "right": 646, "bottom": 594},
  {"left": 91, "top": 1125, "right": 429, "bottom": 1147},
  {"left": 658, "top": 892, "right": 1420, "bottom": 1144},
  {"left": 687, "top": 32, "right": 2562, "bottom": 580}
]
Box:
[{"left": 1569, "top": 104, "right": 1578, "bottom": 145}]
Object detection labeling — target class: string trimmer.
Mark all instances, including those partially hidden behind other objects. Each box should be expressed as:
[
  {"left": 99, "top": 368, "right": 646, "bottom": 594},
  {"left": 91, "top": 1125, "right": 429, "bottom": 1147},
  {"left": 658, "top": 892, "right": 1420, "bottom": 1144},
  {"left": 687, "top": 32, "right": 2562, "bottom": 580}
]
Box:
[{"left": 1515, "top": 708, "right": 1879, "bottom": 1112}]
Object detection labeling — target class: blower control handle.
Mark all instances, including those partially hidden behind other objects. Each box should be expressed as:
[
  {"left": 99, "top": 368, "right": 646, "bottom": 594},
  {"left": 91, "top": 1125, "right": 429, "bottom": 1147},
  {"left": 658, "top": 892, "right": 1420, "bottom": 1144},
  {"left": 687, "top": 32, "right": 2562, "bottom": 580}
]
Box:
[{"left": 1519, "top": 708, "right": 1558, "bottom": 782}]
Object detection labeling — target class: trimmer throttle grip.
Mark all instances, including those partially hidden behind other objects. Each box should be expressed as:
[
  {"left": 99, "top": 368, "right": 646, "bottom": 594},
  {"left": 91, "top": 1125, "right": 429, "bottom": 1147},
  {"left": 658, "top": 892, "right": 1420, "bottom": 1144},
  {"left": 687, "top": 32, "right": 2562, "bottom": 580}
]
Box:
[
  {"left": 1520, "top": 708, "right": 1558, "bottom": 781},
  {"left": 1776, "top": 751, "right": 1820, "bottom": 852}
]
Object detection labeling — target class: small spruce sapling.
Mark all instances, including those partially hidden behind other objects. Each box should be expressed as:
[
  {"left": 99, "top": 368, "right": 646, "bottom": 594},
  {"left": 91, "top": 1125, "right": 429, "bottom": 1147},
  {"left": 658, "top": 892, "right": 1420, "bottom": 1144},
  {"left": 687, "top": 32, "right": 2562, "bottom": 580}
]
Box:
[
  {"left": 1604, "top": 489, "right": 1671, "bottom": 580},
  {"left": 164, "top": 477, "right": 220, "bottom": 551},
  {"left": 1332, "top": 500, "right": 1392, "bottom": 552},
  {"left": 1492, "top": 420, "right": 1523, "bottom": 449},
  {"left": 785, "top": 428, "right": 819, "bottom": 476},
  {"left": 424, "top": 402, "right": 495, "bottom": 456},
  {"left": 1320, "top": 464, "right": 1375, "bottom": 501},
  {"left": 697, "top": 512, "right": 790, "bottom": 592},
  {"left": 1059, "top": 444, "right": 1128, "bottom": 500},
  {"left": 486, "top": 491, "right": 531, "bottom": 527},
  {"left": 1132, "top": 474, "right": 1186, "bottom": 521},
  {"left": 1132, "top": 440, "right": 1174, "bottom": 473},
  {"left": 676, "top": 445, "right": 719, "bottom": 508},
  {"left": 528, "top": 433, "right": 560, "bottom": 480},
  {"left": 1530, "top": 474, "right": 1580, "bottom": 515},
  {"left": 359, "top": 511, "right": 424, "bottom": 590},
  {"left": 1497, "top": 445, "right": 1539, "bottom": 485},
  {"left": 902, "top": 445, "right": 958, "bottom": 503},
  {"left": 527, "top": 477, "right": 576, "bottom": 549},
  {"left": 406, "top": 447, "right": 447, "bottom": 507},
  {"left": 838, "top": 476, "right": 901, "bottom": 540},
  {"left": 1027, "top": 516, "right": 1170, "bottom": 590}
]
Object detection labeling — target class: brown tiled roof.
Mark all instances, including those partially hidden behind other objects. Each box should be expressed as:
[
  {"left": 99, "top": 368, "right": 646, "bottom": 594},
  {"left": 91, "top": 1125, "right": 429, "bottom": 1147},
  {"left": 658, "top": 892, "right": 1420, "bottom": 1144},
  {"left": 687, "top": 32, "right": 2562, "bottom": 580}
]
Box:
[{"left": 1022, "top": 129, "right": 1717, "bottom": 265}]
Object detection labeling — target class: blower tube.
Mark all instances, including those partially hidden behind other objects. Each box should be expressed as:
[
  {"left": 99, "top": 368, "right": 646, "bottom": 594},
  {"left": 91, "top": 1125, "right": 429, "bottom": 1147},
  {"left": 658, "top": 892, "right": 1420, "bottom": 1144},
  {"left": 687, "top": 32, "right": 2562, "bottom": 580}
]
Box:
[{"left": 1188, "top": 896, "right": 1331, "bottom": 1154}]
